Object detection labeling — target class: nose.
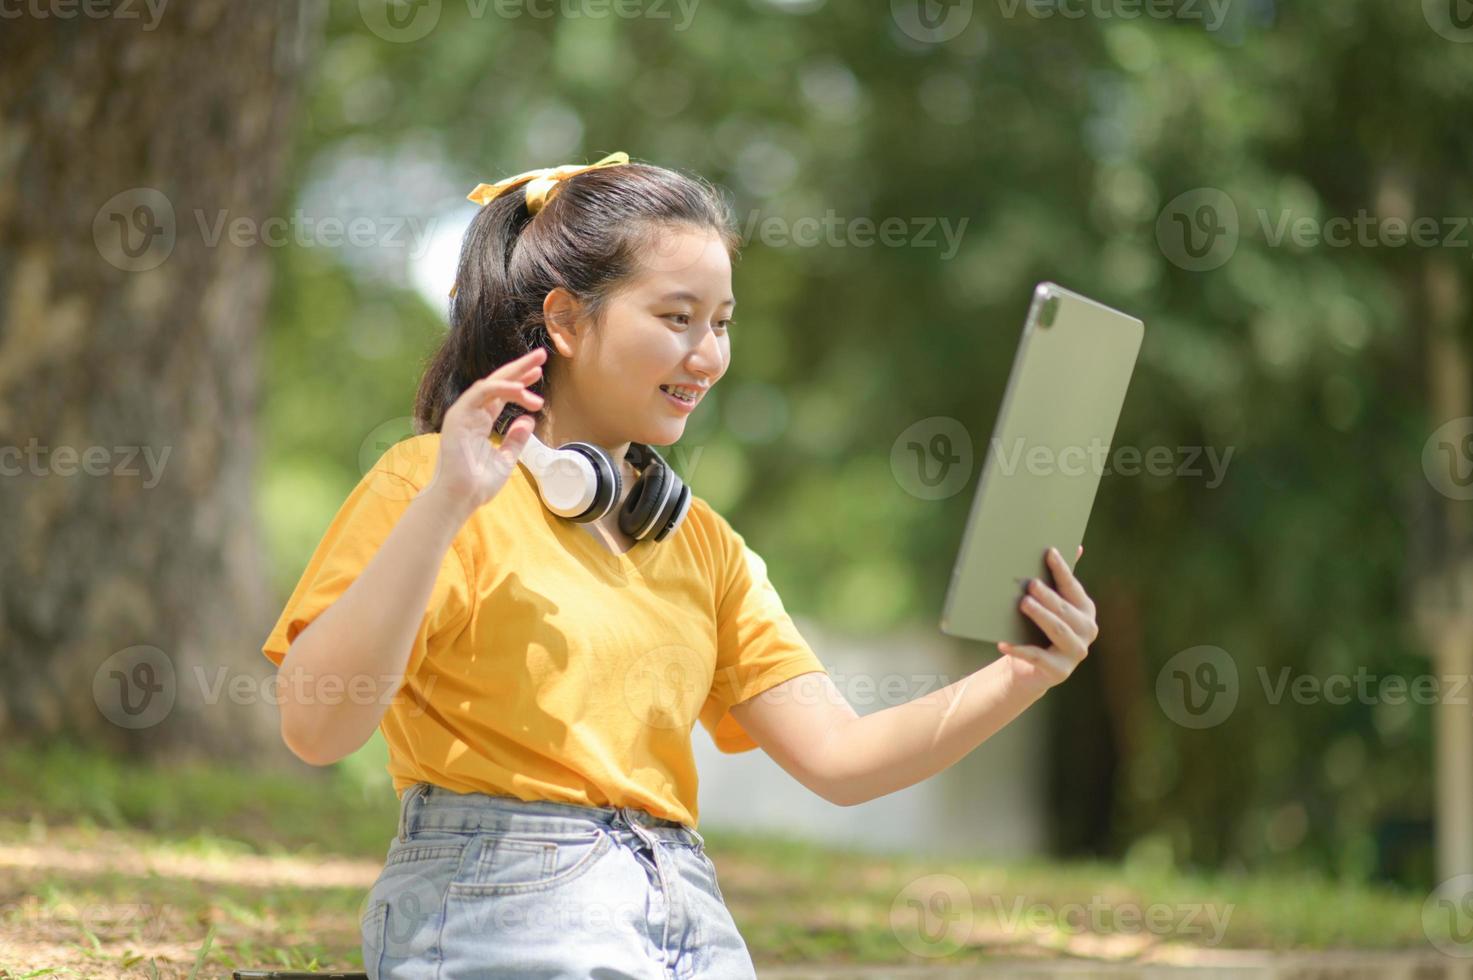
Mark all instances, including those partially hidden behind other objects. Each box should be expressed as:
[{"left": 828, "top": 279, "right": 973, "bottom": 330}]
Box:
[{"left": 686, "top": 323, "right": 727, "bottom": 382}]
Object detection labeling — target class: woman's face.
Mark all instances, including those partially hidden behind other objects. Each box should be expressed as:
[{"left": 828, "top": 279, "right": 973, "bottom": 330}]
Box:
[{"left": 547, "top": 224, "right": 734, "bottom": 448}]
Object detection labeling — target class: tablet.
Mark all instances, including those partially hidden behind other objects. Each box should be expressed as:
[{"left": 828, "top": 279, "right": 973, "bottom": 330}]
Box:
[{"left": 940, "top": 282, "right": 1144, "bottom": 646}]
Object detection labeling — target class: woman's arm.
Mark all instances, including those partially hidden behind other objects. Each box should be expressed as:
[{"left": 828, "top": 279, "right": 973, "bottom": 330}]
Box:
[
  {"left": 730, "top": 546, "right": 1098, "bottom": 807},
  {"left": 277, "top": 484, "right": 469, "bottom": 766},
  {"left": 277, "top": 348, "right": 548, "bottom": 766}
]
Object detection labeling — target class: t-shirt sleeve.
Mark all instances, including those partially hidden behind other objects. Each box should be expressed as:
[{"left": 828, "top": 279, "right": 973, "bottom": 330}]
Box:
[
  {"left": 260, "top": 452, "right": 473, "bottom": 680},
  {"left": 698, "top": 510, "right": 828, "bottom": 754}
]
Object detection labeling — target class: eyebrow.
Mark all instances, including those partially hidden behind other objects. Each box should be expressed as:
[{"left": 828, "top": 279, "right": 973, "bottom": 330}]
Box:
[{"left": 658, "top": 290, "right": 736, "bottom": 309}]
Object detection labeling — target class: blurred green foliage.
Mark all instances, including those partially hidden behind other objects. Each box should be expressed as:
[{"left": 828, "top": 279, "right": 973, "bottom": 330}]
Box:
[{"left": 256, "top": 0, "right": 1473, "bottom": 888}]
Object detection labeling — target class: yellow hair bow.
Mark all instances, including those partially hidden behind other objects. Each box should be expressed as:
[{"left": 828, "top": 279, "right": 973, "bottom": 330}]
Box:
[
  {"left": 450, "top": 151, "right": 630, "bottom": 298},
  {"left": 466, "top": 150, "right": 630, "bottom": 213}
]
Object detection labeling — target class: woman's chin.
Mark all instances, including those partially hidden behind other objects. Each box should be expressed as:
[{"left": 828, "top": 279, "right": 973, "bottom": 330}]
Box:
[{"left": 641, "top": 417, "right": 687, "bottom": 447}]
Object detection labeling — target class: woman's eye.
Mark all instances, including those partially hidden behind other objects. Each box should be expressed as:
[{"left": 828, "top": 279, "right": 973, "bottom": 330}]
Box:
[{"left": 663, "top": 313, "right": 731, "bottom": 330}]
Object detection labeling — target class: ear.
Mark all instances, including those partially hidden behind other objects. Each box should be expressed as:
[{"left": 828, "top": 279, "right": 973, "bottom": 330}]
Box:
[{"left": 542, "top": 287, "right": 584, "bottom": 359}]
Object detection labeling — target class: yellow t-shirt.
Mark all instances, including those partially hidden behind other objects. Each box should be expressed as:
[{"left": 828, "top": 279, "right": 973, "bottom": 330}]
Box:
[{"left": 261, "top": 431, "right": 828, "bottom": 829}]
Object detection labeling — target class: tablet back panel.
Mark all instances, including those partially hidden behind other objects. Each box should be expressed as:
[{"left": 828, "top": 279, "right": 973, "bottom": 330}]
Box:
[{"left": 940, "top": 283, "right": 1144, "bottom": 646}]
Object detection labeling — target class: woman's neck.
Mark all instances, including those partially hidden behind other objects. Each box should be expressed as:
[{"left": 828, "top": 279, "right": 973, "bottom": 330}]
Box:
[{"left": 531, "top": 410, "right": 637, "bottom": 492}]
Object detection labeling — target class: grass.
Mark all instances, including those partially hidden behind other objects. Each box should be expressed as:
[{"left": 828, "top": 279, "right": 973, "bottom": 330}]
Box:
[{"left": 0, "top": 739, "right": 1437, "bottom": 977}]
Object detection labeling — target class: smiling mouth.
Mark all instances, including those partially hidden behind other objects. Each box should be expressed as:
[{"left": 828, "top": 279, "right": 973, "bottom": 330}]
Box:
[{"left": 659, "top": 385, "right": 702, "bottom": 404}]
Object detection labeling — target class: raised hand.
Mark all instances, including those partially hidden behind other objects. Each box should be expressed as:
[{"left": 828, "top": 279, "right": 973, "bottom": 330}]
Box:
[{"left": 426, "top": 347, "right": 547, "bottom": 519}]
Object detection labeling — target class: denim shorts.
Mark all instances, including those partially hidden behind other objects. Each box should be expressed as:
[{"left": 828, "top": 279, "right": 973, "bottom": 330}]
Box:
[{"left": 359, "top": 782, "right": 757, "bottom": 979}]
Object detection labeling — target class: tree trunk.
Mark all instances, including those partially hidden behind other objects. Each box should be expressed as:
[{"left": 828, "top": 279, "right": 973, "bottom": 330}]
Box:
[
  {"left": 1411, "top": 255, "right": 1473, "bottom": 882},
  {"left": 0, "top": 0, "right": 320, "bottom": 759}
]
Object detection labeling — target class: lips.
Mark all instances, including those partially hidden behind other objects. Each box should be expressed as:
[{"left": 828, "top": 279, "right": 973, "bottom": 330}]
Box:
[
  {"left": 660, "top": 385, "right": 702, "bottom": 412},
  {"left": 659, "top": 384, "right": 703, "bottom": 404}
]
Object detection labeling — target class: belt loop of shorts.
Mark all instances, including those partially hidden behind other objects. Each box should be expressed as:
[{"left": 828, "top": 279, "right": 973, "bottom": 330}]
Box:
[{"left": 396, "top": 781, "right": 429, "bottom": 843}]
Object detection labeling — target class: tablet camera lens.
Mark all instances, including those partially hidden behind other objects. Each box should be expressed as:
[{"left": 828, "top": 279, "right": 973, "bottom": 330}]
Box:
[{"left": 1039, "top": 295, "right": 1060, "bottom": 328}]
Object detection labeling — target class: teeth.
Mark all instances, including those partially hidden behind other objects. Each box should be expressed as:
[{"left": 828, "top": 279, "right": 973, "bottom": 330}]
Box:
[{"left": 663, "top": 385, "right": 699, "bottom": 402}]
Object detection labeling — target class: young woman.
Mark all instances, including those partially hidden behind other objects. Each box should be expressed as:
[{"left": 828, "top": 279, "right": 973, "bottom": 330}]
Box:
[{"left": 261, "top": 152, "right": 1098, "bottom": 978}]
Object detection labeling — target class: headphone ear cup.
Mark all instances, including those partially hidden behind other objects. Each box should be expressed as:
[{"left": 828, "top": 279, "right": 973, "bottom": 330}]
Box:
[
  {"left": 653, "top": 482, "right": 692, "bottom": 542},
  {"left": 561, "top": 442, "right": 619, "bottom": 523},
  {"left": 618, "top": 456, "right": 666, "bottom": 540},
  {"left": 619, "top": 449, "right": 690, "bottom": 542}
]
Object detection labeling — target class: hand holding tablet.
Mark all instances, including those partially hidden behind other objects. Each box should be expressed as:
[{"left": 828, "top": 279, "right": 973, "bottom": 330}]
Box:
[{"left": 998, "top": 543, "right": 1098, "bottom": 690}]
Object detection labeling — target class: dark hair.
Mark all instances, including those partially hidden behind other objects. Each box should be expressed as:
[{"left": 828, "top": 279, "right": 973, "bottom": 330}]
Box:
[{"left": 413, "top": 159, "right": 741, "bottom": 435}]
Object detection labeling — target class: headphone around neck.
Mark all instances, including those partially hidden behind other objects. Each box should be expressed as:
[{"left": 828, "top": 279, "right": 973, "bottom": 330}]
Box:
[{"left": 510, "top": 428, "right": 691, "bottom": 543}]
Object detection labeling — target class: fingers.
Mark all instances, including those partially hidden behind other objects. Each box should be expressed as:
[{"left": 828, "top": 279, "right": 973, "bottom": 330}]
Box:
[
  {"left": 463, "top": 378, "right": 543, "bottom": 417},
  {"left": 500, "top": 347, "right": 548, "bottom": 372},
  {"left": 1019, "top": 592, "right": 1087, "bottom": 660},
  {"left": 466, "top": 357, "right": 544, "bottom": 393},
  {"left": 498, "top": 413, "right": 536, "bottom": 454},
  {"left": 1046, "top": 547, "right": 1096, "bottom": 618},
  {"left": 1026, "top": 577, "right": 1099, "bottom": 645},
  {"left": 460, "top": 349, "right": 547, "bottom": 397}
]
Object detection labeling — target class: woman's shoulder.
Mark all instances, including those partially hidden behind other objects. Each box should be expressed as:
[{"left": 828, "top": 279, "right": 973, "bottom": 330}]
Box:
[
  {"left": 677, "top": 492, "right": 745, "bottom": 562},
  {"left": 679, "top": 491, "right": 724, "bottom": 534},
  {"left": 365, "top": 431, "right": 441, "bottom": 492}
]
